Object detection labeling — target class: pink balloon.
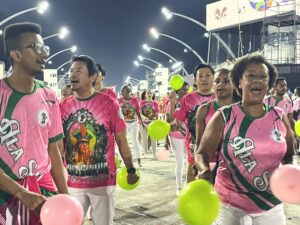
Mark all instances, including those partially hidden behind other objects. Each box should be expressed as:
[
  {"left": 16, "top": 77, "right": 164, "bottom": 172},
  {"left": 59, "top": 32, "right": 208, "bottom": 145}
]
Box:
[
  {"left": 270, "top": 165, "right": 300, "bottom": 204},
  {"left": 40, "top": 194, "right": 84, "bottom": 225},
  {"left": 156, "top": 148, "right": 170, "bottom": 161}
]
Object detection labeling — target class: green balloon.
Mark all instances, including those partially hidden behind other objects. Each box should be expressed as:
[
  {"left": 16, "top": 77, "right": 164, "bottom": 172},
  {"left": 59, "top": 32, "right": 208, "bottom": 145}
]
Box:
[
  {"left": 116, "top": 167, "right": 140, "bottom": 191},
  {"left": 178, "top": 179, "right": 220, "bottom": 225},
  {"left": 147, "top": 120, "right": 171, "bottom": 140},
  {"left": 115, "top": 155, "right": 121, "bottom": 169},
  {"left": 170, "top": 74, "right": 184, "bottom": 91}
]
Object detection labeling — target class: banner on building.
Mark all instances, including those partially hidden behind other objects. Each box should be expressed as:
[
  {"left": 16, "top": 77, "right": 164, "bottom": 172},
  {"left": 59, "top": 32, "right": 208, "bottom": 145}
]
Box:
[{"left": 206, "top": 0, "right": 294, "bottom": 31}]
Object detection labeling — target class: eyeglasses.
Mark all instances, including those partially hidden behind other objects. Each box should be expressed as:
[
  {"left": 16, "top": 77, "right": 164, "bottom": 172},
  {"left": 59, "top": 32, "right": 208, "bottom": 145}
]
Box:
[{"left": 23, "top": 43, "right": 50, "bottom": 57}]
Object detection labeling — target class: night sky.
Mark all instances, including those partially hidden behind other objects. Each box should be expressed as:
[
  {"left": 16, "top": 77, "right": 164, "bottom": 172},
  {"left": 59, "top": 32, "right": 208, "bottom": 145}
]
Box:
[{"left": 0, "top": 0, "right": 217, "bottom": 90}]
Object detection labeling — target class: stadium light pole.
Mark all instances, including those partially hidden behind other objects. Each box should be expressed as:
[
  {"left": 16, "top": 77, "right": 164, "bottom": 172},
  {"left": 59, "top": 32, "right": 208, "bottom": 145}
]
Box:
[
  {"left": 133, "top": 61, "right": 155, "bottom": 72},
  {"left": 45, "top": 45, "right": 77, "bottom": 63},
  {"left": 142, "top": 44, "right": 189, "bottom": 75},
  {"left": 161, "top": 7, "right": 236, "bottom": 61},
  {"left": 137, "top": 55, "right": 163, "bottom": 67},
  {"left": 125, "top": 76, "right": 140, "bottom": 86},
  {"left": 43, "top": 27, "right": 69, "bottom": 41},
  {"left": 0, "top": 1, "right": 49, "bottom": 27},
  {"left": 56, "top": 60, "right": 71, "bottom": 71},
  {"left": 150, "top": 27, "right": 205, "bottom": 63}
]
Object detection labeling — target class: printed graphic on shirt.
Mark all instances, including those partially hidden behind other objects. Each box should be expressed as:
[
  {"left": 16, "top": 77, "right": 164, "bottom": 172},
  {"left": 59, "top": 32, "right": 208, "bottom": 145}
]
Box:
[
  {"left": 121, "top": 103, "right": 136, "bottom": 120},
  {"left": 37, "top": 109, "right": 49, "bottom": 127},
  {"left": 229, "top": 136, "right": 257, "bottom": 173},
  {"left": 141, "top": 104, "right": 155, "bottom": 120},
  {"left": 0, "top": 118, "right": 24, "bottom": 162},
  {"left": 270, "top": 129, "right": 284, "bottom": 142},
  {"left": 64, "top": 108, "right": 108, "bottom": 176}
]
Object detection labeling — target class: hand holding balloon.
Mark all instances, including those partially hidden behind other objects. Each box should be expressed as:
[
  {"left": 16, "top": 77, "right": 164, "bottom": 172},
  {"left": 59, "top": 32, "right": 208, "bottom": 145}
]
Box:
[
  {"left": 117, "top": 167, "right": 140, "bottom": 190},
  {"left": 170, "top": 74, "right": 184, "bottom": 91},
  {"left": 178, "top": 179, "right": 220, "bottom": 225},
  {"left": 40, "top": 194, "right": 84, "bottom": 225}
]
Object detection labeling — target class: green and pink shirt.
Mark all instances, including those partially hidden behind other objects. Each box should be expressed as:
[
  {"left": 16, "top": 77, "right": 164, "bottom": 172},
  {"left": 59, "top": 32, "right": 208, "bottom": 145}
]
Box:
[
  {"left": 0, "top": 79, "right": 63, "bottom": 202},
  {"left": 263, "top": 95, "right": 293, "bottom": 116},
  {"left": 215, "top": 103, "right": 287, "bottom": 213}
]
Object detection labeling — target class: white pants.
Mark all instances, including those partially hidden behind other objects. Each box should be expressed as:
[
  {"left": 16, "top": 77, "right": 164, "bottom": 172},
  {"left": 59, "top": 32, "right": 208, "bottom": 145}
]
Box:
[
  {"left": 139, "top": 124, "right": 157, "bottom": 156},
  {"left": 69, "top": 186, "right": 115, "bottom": 225},
  {"left": 126, "top": 121, "right": 142, "bottom": 159},
  {"left": 169, "top": 136, "right": 185, "bottom": 189},
  {"left": 214, "top": 203, "right": 286, "bottom": 225}
]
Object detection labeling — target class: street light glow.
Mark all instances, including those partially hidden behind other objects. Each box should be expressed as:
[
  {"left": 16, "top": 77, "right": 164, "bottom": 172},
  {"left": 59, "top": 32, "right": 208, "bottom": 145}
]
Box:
[
  {"left": 59, "top": 27, "right": 69, "bottom": 39},
  {"left": 138, "top": 55, "right": 144, "bottom": 61},
  {"left": 37, "top": 1, "right": 49, "bottom": 14},
  {"left": 172, "top": 61, "right": 183, "bottom": 70},
  {"left": 142, "top": 44, "right": 150, "bottom": 52},
  {"left": 149, "top": 27, "right": 159, "bottom": 39},
  {"left": 0, "top": 30, "right": 3, "bottom": 35},
  {"left": 71, "top": 45, "right": 77, "bottom": 52},
  {"left": 161, "top": 7, "right": 173, "bottom": 20},
  {"left": 204, "top": 32, "right": 209, "bottom": 38},
  {"left": 133, "top": 61, "right": 139, "bottom": 67},
  {"left": 47, "top": 60, "right": 52, "bottom": 65}
]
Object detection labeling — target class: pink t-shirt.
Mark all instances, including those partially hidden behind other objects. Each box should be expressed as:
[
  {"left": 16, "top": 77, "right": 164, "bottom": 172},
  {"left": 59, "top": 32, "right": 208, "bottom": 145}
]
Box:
[
  {"left": 166, "top": 100, "right": 184, "bottom": 139},
  {"left": 215, "top": 103, "right": 287, "bottom": 213},
  {"left": 60, "top": 92, "right": 126, "bottom": 188},
  {"left": 263, "top": 95, "right": 293, "bottom": 115},
  {"left": 173, "top": 92, "right": 215, "bottom": 164},
  {"left": 100, "top": 88, "right": 117, "bottom": 99},
  {"left": 293, "top": 98, "right": 300, "bottom": 119},
  {"left": 140, "top": 100, "right": 159, "bottom": 122},
  {"left": 118, "top": 97, "right": 140, "bottom": 121},
  {"left": 0, "top": 79, "right": 64, "bottom": 180}
]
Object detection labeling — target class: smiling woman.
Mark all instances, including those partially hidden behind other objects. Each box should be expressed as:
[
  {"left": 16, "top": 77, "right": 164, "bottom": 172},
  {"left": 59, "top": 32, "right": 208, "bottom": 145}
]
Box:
[{"left": 194, "top": 54, "right": 295, "bottom": 225}]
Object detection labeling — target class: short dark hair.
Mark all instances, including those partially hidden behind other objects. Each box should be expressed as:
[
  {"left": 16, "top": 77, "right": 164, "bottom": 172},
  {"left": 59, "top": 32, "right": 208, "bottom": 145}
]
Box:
[
  {"left": 141, "top": 89, "right": 155, "bottom": 101},
  {"left": 96, "top": 63, "right": 106, "bottom": 76},
  {"left": 216, "top": 68, "right": 230, "bottom": 76},
  {"left": 71, "top": 55, "right": 97, "bottom": 76},
  {"left": 3, "top": 22, "right": 41, "bottom": 57},
  {"left": 231, "top": 55, "right": 278, "bottom": 96},
  {"left": 193, "top": 63, "right": 215, "bottom": 79},
  {"left": 275, "top": 77, "right": 286, "bottom": 86},
  {"left": 121, "top": 85, "right": 131, "bottom": 92}
]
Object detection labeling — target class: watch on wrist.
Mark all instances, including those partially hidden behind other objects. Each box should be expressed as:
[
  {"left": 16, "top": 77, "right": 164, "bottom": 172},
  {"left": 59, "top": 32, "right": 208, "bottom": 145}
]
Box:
[{"left": 127, "top": 167, "right": 136, "bottom": 174}]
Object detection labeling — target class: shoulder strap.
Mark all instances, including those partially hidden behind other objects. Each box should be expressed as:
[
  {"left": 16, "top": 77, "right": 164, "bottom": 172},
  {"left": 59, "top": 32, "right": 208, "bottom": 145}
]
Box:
[{"left": 221, "top": 104, "right": 233, "bottom": 124}]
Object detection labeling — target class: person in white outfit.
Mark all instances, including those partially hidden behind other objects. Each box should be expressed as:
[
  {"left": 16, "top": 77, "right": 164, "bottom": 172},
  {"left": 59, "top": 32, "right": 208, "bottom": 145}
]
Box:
[
  {"left": 166, "top": 82, "right": 189, "bottom": 195},
  {"left": 118, "top": 85, "right": 145, "bottom": 166}
]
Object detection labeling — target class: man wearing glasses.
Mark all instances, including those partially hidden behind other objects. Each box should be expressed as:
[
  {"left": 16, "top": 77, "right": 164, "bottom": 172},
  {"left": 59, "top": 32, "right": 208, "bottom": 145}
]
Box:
[{"left": 0, "top": 22, "right": 68, "bottom": 224}]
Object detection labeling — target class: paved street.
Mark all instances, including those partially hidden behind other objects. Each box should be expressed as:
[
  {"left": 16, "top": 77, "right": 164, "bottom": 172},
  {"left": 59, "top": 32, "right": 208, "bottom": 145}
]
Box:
[{"left": 84, "top": 151, "right": 300, "bottom": 225}]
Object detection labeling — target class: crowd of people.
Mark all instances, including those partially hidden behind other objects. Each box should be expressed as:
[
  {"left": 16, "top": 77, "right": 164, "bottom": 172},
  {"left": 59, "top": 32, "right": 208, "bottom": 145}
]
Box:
[{"left": 0, "top": 21, "right": 299, "bottom": 225}]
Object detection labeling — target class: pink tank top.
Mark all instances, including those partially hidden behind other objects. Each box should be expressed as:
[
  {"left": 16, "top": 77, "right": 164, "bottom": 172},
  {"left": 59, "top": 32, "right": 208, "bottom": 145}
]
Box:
[{"left": 215, "top": 103, "right": 287, "bottom": 214}]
